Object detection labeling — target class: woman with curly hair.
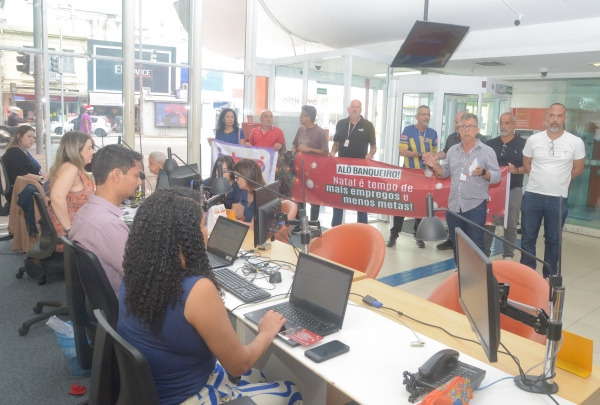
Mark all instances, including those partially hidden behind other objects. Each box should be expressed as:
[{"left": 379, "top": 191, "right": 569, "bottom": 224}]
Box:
[
  {"left": 231, "top": 158, "right": 266, "bottom": 228},
  {"left": 207, "top": 108, "right": 246, "bottom": 146},
  {"left": 117, "top": 188, "right": 302, "bottom": 405},
  {"left": 47, "top": 131, "right": 94, "bottom": 252}
]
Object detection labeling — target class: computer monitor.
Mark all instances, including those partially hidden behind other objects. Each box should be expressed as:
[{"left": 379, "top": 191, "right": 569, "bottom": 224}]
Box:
[
  {"left": 253, "top": 182, "right": 282, "bottom": 247},
  {"left": 168, "top": 164, "right": 200, "bottom": 188},
  {"left": 456, "top": 228, "right": 500, "bottom": 363}
]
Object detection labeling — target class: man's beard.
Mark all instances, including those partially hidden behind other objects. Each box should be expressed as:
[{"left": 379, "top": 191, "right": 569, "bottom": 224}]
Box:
[
  {"left": 547, "top": 124, "right": 561, "bottom": 133},
  {"left": 500, "top": 129, "right": 509, "bottom": 136}
]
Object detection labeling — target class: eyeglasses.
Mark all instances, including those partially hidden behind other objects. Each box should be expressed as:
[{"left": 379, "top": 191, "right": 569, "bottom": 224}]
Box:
[
  {"left": 549, "top": 140, "right": 554, "bottom": 156},
  {"left": 500, "top": 144, "right": 507, "bottom": 157},
  {"left": 459, "top": 125, "right": 477, "bottom": 130}
]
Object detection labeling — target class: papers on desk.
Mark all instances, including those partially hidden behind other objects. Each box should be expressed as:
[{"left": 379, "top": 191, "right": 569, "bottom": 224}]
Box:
[{"left": 121, "top": 206, "right": 137, "bottom": 223}]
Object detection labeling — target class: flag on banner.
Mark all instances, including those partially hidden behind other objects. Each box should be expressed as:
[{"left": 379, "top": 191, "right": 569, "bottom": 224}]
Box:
[{"left": 211, "top": 140, "right": 277, "bottom": 183}]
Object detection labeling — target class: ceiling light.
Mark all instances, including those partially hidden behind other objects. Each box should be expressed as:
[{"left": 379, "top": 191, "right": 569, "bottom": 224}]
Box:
[{"left": 591, "top": 62, "right": 600, "bottom": 67}]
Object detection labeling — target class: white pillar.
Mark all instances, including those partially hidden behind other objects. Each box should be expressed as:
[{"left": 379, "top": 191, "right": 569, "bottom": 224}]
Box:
[
  {"left": 122, "top": 0, "right": 136, "bottom": 146},
  {"left": 243, "top": 0, "right": 258, "bottom": 119},
  {"left": 187, "top": 0, "right": 203, "bottom": 169}
]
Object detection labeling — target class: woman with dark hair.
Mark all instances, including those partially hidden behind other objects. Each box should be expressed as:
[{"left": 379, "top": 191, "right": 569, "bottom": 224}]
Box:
[
  {"left": 2, "top": 125, "right": 47, "bottom": 204},
  {"left": 201, "top": 155, "right": 243, "bottom": 209},
  {"left": 117, "top": 188, "right": 301, "bottom": 405},
  {"left": 207, "top": 108, "right": 246, "bottom": 146},
  {"left": 47, "top": 131, "right": 95, "bottom": 252},
  {"left": 232, "top": 158, "right": 266, "bottom": 227}
]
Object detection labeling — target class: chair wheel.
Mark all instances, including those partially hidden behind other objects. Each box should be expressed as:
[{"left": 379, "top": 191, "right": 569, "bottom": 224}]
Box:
[
  {"left": 15, "top": 271, "right": 23, "bottom": 279},
  {"left": 33, "top": 304, "right": 43, "bottom": 314},
  {"left": 19, "top": 327, "right": 29, "bottom": 336},
  {"left": 38, "top": 276, "right": 46, "bottom": 286}
]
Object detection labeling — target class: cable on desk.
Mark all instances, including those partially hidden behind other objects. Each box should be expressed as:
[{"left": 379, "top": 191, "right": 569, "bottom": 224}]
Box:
[
  {"left": 474, "top": 376, "right": 514, "bottom": 391},
  {"left": 270, "top": 228, "right": 301, "bottom": 257}
]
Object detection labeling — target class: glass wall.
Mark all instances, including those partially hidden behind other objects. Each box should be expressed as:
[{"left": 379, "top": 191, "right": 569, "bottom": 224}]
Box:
[{"left": 440, "top": 94, "right": 478, "bottom": 149}]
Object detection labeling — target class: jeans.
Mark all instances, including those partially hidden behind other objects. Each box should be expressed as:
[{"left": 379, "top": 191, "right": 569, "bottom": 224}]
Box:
[
  {"left": 519, "top": 191, "right": 568, "bottom": 278},
  {"left": 484, "top": 187, "right": 523, "bottom": 257},
  {"left": 331, "top": 208, "right": 368, "bottom": 227},
  {"left": 446, "top": 201, "right": 487, "bottom": 266},
  {"left": 297, "top": 202, "right": 321, "bottom": 221},
  {"left": 390, "top": 216, "right": 421, "bottom": 239}
]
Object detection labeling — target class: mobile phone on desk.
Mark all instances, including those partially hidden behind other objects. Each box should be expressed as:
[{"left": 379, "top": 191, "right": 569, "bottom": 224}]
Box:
[{"left": 305, "top": 340, "right": 349, "bottom": 363}]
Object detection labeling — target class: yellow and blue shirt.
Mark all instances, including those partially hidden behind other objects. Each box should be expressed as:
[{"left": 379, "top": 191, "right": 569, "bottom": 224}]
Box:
[{"left": 399, "top": 125, "right": 438, "bottom": 169}]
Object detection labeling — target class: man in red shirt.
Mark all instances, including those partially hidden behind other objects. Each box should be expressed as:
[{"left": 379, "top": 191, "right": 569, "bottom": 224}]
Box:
[{"left": 247, "top": 110, "right": 286, "bottom": 150}]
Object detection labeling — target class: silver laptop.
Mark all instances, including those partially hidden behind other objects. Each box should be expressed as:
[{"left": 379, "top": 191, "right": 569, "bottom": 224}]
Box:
[
  {"left": 206, "top": 216, "right": 249, "bottom": 269},
  {"left": 244, "top": 252, "right": 354, "bottom": 347}
]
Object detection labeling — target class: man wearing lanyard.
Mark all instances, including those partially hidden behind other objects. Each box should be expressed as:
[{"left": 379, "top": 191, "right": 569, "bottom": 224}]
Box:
[
  {"left": 387, "top": 105, "right": 437, "bottom": 248},
  {"left": 329, "top": 99, "right": 377, "bottom": 227},
  {"left": 483, "top": 112, "right": 526, "bottom": 259},
  {"left": 423, "top": 113, "right": 501, "bottom": 264}
]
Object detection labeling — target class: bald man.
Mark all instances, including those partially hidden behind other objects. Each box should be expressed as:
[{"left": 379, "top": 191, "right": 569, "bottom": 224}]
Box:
[
  {"left": 247, "top": 109, "right": 286, "bottom": 151},
  {"left": 329, "top": 99, "right": 377, "bottom": 227}
]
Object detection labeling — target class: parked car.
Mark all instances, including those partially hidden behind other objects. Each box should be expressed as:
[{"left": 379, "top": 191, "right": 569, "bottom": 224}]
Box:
[{"left": 51, "top": 116, "right": 112, "bottom": 137}]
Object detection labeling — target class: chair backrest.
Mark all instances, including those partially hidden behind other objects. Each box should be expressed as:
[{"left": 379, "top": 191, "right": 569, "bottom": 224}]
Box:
[
  {"left": 62, "top": 236, "right": 94, "bottom": 371},
  {"left": 27, "top": 192, "right": 58, "bottom": 259},
  {"left": 68, "top": 239, "right": 119, "bottom": 329},
  {"left": 0, "top": 156, "right": 11, "bottom": 198},
  {"left": 427, "top": 260, "right": 550, "bottom": 344},
  {"left": 90, "top": 309, "right": 160, "bottom": 405},
  {"left": 308, "top": 223, "right": 386, "bottom": 279},
  {"left": 275, "top": 200, "right": 299, "bottom": 243}
]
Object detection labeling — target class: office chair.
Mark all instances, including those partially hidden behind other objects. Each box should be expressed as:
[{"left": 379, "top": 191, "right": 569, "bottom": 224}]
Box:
[
  {"left": 276, "top": 199, "right": 298, "bottom": 243},
  {"left": 18, "top": 191, "right": 68, "bottom": 336},
  {"left": 309, "top": 223, "right": 386, "bottom": 279},
  {"left": 90, "top": 310, "right": 256, "bottom": 405},
  {"left": 0, "top": 156, "right": 12, "bottom": 212},
  {"left": 427, "top": 260, "right": 550, "bottom": 344}
]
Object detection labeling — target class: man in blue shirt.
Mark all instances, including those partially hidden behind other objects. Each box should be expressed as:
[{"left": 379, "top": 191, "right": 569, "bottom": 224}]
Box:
[{"left": 387, "top": 105, "right": 438, "bottom": 248}]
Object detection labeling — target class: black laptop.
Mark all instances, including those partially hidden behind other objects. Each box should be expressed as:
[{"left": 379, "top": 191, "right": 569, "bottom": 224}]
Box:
[
  {"left": 244, "top": 252, "right": 354, "bottom": 347},
  {"left": 206, "top": 216, "right": 249, "bottom": 269}
]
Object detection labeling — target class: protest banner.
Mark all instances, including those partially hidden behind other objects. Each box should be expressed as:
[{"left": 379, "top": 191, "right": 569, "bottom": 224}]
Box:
[{"left": 211, "top": 140, "right": 277, "bottom": 183}]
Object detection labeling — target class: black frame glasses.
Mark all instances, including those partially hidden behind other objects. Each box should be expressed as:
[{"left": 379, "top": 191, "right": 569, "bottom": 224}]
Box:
[
  {"left": 500, "top": 144, "right": 508, "bottom": 157},
  {"left": 549, "top": 140, "right": 554, "bottom": 156}
]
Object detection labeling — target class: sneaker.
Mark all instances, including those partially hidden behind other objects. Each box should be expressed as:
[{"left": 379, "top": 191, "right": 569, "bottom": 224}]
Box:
[
  {"left": 290, "top": 226, "right": 301, "bottom": 235},
  {"left": 436, "top": 239, "right": 453, "bottom": 250},
  {"left": 386, "top": 235, "right": 398, "bottom": 248},
  {"left": 414, "top": 239, "right": 425, "bottom": 248},
  {"left": 502, "top": 256, "right": 514, "bottom": 261}
]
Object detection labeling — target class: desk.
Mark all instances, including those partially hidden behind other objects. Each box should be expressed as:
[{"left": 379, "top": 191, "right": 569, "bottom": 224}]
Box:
[{"left": 349, "top": 278, "right": 600, "bottom": 405}]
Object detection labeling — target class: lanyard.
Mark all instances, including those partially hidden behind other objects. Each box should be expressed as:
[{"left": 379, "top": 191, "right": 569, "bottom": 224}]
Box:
[{"left": 347, "top": 118, "right": 360, "bottom": 139}]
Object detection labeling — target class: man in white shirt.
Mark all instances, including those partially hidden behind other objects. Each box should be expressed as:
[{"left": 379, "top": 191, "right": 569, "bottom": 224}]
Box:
[{"left": 520, "top": 103, "right": 585, "bottom": 278}]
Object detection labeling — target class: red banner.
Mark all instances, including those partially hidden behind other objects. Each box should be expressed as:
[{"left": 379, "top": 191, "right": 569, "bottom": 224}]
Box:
[{"left": 290, "top": 155, "right": 509, "bottom": 225}]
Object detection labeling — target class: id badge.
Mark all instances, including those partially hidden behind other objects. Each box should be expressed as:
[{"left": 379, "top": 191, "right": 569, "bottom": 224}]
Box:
[
  {"left": 460, "top": 173, "right": 467, "bottom": 181},
  {"left": 344, "top": 139, "right": 350, "bottom": 147}
]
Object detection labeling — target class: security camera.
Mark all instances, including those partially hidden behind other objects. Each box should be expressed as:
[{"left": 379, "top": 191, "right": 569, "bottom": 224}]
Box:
[
  {"left": 514, "top": 19, "right": 520, "bottom": 26},
  {"left": 314, "top": 62, "right": 322, "bottom": 71},
  {"left": 540, "top": 67, "right": 549, "bottom": 77}
]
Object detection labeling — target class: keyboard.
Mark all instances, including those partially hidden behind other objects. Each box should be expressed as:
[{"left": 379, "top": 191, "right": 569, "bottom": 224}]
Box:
[
  {"left": 213, "top": 268, "right": 271, "bottom": 303},
  {"left": 271, "top": 302, "right": 335, "bottom": 334},
  {"left": 207, "top": 253, "right": 229, "bottom": 268}
]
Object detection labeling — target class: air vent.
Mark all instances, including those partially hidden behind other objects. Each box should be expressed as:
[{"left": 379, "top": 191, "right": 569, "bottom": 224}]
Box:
[{"left": 475, "top": 61, "right": 507, "bottom": 67}]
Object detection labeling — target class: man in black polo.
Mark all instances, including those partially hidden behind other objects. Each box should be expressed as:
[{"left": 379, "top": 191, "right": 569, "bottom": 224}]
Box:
[
  {"left": 329, "top": 99, "right": 377, "bottom": 227},
  {"left": 483, "top": 112, "right": 526, "bottom": 259}
]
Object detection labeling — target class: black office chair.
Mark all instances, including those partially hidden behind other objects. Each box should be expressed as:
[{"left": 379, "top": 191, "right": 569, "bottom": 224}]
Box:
[
  {"left": 0, "top": 156, "right": 12, "bottom": 212},
  {"left": 18, "top": 192, "right": 68, "bottom": 336}
]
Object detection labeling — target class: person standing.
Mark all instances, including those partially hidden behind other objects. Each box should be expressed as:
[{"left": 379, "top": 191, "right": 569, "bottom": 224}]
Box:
[
  {"left": 387, "top": 105, "right": 438, "bottom": 248},
  {"left": 290, "top": 105, "right": 329, "bottom": 233},
  {"left": 520, "top": 103, "right": 585, "bottom": 278},
  {"left": 329, "top": 99, "right": 377, "bottom": 227},
  {"left": 423, "top": 113, "right": 500, "bottom": 264},
  {"left": 207, "top": 108, "right": 247, "bottom": 146},
  {"left": 78, "top": 105, "right": 94, "bottom": 140},
  {"left": 483, "top": 113, "right": 526, "bottom": 259},
  {"left": 247, "top": 110, "right": 285, "bottom": 150}
]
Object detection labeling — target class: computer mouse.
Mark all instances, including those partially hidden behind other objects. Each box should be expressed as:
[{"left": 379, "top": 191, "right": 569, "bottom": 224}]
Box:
[{"left": 269, "top": 271, "right": 282, "bottom": 284}]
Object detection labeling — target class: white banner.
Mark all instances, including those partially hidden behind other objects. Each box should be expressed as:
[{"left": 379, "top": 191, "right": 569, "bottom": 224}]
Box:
[{"left": 211, "top": 140, "right": 277, "bottom": 183}]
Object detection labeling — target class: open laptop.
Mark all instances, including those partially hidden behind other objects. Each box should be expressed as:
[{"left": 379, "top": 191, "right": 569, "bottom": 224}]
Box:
[
  {"left": 244, "top": 252, "right": 354, "bottom": 347},
  {"left": 206, "top": 216, "right": 249, "bottom": 269}
]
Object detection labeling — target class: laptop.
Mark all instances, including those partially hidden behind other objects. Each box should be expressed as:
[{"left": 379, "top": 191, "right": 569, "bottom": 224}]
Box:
[
  {"left": 244, "top": 252, "right": 354, "bottom": 347},
  {"left": 206, "top": 216, "right": 249, "bottom": 269}
]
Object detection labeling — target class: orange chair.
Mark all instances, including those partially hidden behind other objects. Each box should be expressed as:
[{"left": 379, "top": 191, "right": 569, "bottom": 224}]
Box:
[
  {"left": 308, "top": 223, "right": 386, "bottom": 279},
  {"left": 427, "top": 260, "right": 550, "bottom": 345},
  {"left": 275, "top": 200, "right": 298, "bottom": 243}
]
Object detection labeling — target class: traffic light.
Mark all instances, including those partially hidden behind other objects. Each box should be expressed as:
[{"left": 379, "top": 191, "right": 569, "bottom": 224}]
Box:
[
  {"left": 50, "top": 56, "right": 60, "bottom": 73},
  {"left": 16, "top": 52, "right": 31, "bottom": 75}
]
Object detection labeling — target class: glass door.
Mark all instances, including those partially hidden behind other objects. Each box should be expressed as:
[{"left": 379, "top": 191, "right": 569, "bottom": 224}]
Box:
[{"left": 441, "top": 94, "right": 479, "bottom": 149}]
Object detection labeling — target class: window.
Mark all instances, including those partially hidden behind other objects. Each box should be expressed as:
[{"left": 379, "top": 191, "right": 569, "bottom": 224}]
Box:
[{"left": 62, "top": 50, "right": 75, "bottom": 74}]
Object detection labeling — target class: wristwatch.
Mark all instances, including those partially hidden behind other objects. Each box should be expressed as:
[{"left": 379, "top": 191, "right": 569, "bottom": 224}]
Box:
[
  {"left": 480, "top": 169, "right": 487, "bottom": 177},
  {"left": 418, "top": 152, "right": 423, "bottom": 159}
]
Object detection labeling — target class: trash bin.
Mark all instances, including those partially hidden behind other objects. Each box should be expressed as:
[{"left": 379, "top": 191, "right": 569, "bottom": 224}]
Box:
[{"left": 55, "top": 321, "right": 91, "bottom": 378}]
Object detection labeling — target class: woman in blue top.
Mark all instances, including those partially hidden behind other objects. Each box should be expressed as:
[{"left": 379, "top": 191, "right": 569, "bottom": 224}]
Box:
[
  {"left": 202, "top": 155, "right": 244, "bottom": 210},
  {"left": 117, "top": 188, "right": 301, "bottom": 405},
  {"left": 207, "top": 108, "right": 246, "bottom": 146},
  {"left": 232, "top": 158, "right": 266, "bottom": 228}
]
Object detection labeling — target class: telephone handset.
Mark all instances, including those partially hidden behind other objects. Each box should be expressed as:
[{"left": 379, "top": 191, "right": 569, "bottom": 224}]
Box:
[{"left": 403, "top": 349, "right": 487, "bottom": 403}]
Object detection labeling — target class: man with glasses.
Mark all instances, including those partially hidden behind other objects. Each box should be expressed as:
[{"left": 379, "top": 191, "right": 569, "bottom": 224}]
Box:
[
  {"left": 423, "top": 113, "right": 500, "bottom": 265},
  {"left": 387, "top": 105, "right": 437, "bottom": 248},
  {"left": 290, "top": 105, "right": 329, "bottom": 234},
  {"left": 483, "top": 112, "right": 526, "bottom": 259},
  {"left": 520, "top": 103, "right": 585, "bottom": 279}
]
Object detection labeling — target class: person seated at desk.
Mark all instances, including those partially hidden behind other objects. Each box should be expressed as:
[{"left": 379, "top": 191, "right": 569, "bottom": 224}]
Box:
[
  {"left": 2, "top": 125, "right": 48, "bottom": 207},
  {"left": 148, "top": 151, "right": 166, "bottom": 176},
  {"left": 47, "top": 131, "right": 95, "bottom": 253},
  {"left": 117, "top": 188, "right": 302, "bottom": 405},
  {"left": 232, "top": 158, "right": 266, "bottom": 228},
  {"left": 207, "top": 108, "right": 247, "bottom": 146},
  {"left": 202, "top": 155, "right": 244, "bottom": 210},
  {"left": 69, "top": 144, "right": 143, "bottom": 296}
]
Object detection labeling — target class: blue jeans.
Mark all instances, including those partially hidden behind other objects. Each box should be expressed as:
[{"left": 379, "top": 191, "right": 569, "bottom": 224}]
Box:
[
  {"left": 446, "top": 201, "right": 487, "bottom": 266},
  {"left": 519, "top": 192, "right": 568, "bottom": 278},
  {"left": 331, "top": 208, "right": 368, "bottom": 227}
]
